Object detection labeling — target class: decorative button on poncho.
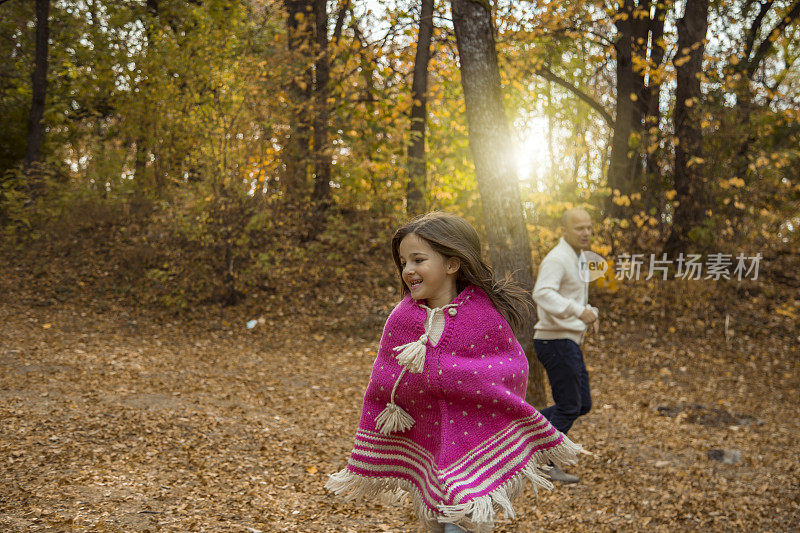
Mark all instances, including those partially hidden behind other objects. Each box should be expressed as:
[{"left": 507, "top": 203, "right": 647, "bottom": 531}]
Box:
[{"left": 326, "top": 285, "right": 583, "bottom": 532}]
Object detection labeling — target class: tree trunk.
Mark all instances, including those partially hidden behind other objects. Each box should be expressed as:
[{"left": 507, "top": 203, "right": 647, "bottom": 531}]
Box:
[
  {"left": 607, "top": 0, "right": 670, "bottom": 216},
  {"left": 311, "top": 0, "right": 331, "bottom": 208},
  {"left": 134, "top": 136, "right": 149, "bottom": 187},
  {"left": 664, "top": 0, "right": 710, "bottom": 254},
  {"left": 629, "top": 0, "right": 650, "bottom": 193},
  {"left": 449, "top": 0, "right": 546, "bottom": 406},
  {"left": 645, "top": 3, "right": 667, "bottom": 121},
  {"left": 546, "top": 80, "right": 554, "bottom": 177},
  {"left": 643, "top": 2, "right": 667, "bottom": 211},
  {"left": 727, "top": 0, "right": 800, "bottom": 223},
  {"left": 299, "top": 0, "right": 332, "bottom": 241},
  {"left": 283, "top": 0, "right": 313, "bottom": 204},
  {"left": 606, "top": 0, "right": 636, "bottom": 217},
  {"left": 25, "top": 0, "right": 50, "bottom": 169},
  {"left": 405, "top": 0, "right": 434, "bottom": 216}
]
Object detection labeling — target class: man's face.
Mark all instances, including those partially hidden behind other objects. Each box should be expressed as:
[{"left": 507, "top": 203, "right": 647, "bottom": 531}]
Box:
[{"left": 563, "top": 211, "right": 592, "bottom": 251}]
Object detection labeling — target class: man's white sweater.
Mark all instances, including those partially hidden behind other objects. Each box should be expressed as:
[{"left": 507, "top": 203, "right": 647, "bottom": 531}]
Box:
[{"left": 533, "top": 237, "right": 597, "bottom": 345}]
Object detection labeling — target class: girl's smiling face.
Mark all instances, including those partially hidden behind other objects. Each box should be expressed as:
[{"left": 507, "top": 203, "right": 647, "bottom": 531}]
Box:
[{"left": 397, "top": 233, "right": 460, "bottom": 308}]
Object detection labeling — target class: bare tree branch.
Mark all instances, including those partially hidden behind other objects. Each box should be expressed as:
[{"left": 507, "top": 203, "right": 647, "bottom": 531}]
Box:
[
  {"left": 332, "top": 0, "right": 349, "bottom": 44},
  {"left": 746, "top": 0, "right": 800, "bottom": 76},
  {"left": 743, "top": 0, "right": 774, "bottom": 61},
  {"left": 741, "top": 0, "right": 757, "bottom": 18},
  {"left": 534, "top": 65, "right": 615, "bottom": 128},
  {"left": 764, "top": 52, "right": 800, "bottom": 106}
]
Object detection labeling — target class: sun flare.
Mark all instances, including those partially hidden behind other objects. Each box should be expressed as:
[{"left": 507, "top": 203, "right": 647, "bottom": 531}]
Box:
[{"left": 515, "top": 117, "right": 551, "bottom": 192}]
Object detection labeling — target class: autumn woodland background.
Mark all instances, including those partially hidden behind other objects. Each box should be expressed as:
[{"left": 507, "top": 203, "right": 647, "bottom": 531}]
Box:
[{"left": 1, "top": 0, "right": 799, "bottom": 531}]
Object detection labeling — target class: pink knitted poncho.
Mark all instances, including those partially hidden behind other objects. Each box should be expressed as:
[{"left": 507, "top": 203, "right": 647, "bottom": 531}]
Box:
[{"left": 326, "top": 284, "right": 582, "bottom": 532}]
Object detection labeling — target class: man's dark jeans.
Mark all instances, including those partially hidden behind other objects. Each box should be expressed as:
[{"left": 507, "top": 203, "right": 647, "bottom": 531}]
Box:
[{"left": 534, "top": 338, "right": 591, "bottom": 434}]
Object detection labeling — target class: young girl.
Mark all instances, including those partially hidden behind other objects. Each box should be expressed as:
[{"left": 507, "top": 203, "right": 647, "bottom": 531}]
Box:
[{"left": 326, "top": 212, "right": 582, "bottom": 532}]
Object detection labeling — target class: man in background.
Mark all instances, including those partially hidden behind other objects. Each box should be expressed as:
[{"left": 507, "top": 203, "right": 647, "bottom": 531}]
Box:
[{"left": 533, "top": 207, "right": 599, "bottom": 483}]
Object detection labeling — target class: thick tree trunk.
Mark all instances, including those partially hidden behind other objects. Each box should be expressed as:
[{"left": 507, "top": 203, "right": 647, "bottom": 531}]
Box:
[
  {"left": 606, "top": 0, "right": 636, "bottom": 217},
  {"left": 311, "top": 0, "right": 331, "bottom": 208},
  {"left": 283, "top": 0, "right": 313, "bottom": 204},
  {"left": 664, "top": 0, "right": 710, "bottom": 254},
  {"left": 405, "top": 0, "right": 434, "bottom": 216},
  {"left": 25, "top": 0, "right": 50, "bottom": 168},
  {"left": 449, "top": 0, "right": 546, "bottom": 406},
  {"left": 607, "top": 0, "right": 669, "bottom": 215}
]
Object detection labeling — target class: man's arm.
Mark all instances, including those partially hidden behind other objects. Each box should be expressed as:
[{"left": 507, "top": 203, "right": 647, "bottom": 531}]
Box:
[{"left": 532, "top": 257, "right": 584, "bottom": 319}]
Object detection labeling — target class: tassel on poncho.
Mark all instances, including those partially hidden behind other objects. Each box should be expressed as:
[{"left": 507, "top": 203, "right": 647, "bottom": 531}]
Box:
[{"left": 393, "top": 334, "right": 428, "bottom": 373}]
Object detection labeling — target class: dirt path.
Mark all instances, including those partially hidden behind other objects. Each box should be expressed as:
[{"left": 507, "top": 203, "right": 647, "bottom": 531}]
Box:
[{"left": 1, "top": 299, "right": 798, "bottom": 532}]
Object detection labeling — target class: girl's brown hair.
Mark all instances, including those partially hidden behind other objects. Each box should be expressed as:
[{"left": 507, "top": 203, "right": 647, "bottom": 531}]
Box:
[{"left": 391, "top": 211, "right": 533, "bottom": 335}]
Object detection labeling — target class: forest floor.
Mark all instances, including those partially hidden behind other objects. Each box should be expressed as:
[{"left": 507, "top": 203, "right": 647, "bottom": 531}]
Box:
[{"left": 1, "top": 248, "right": 799, "bottom": 532}]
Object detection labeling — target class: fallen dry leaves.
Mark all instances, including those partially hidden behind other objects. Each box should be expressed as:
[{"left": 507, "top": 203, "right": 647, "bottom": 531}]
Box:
[{"left": 0, "top": 277, "right": 798, "bottom": 532}]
